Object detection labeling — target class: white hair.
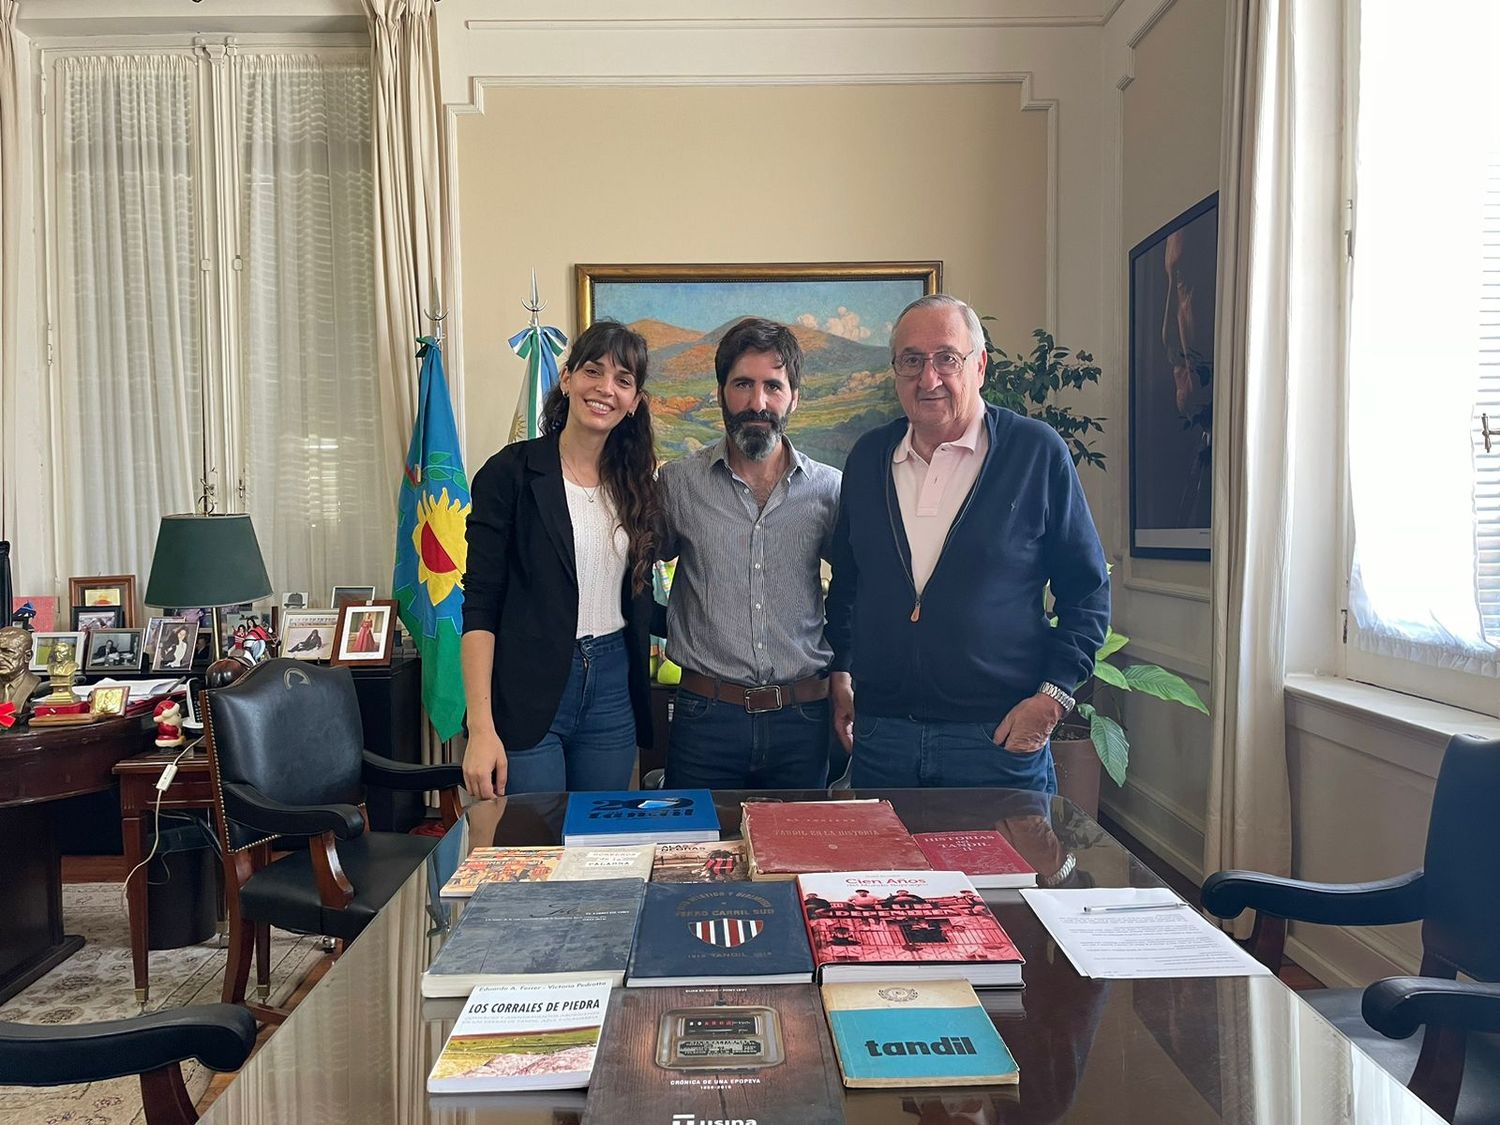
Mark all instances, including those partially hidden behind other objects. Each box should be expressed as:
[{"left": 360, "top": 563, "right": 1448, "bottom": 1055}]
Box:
[{"left": 890, "top": 294, "right": 985, "bottom": 355}]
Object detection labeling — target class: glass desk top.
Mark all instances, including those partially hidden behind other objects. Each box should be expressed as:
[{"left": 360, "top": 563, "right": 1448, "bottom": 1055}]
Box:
[{"left": 198, "top": 789, "right": 1444, "bottom": 1124}]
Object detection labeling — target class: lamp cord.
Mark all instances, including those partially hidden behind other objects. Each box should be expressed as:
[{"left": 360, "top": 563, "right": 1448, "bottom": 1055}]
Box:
[{"left": 119, "top": 739, "right": 201, "bottom": 921}]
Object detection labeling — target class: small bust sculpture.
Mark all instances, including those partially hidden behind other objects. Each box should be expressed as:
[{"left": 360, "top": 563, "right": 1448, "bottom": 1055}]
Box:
[
  {"left": 42, "top": 639, "right": 81, "bottom": 705},
  {"left": 0, "top": 626, "right": 41, "bottom": 716}
]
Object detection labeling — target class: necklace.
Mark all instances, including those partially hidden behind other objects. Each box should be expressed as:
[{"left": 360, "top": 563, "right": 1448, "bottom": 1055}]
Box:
[{"left": 559, "top": 441, "right": 601, "bottom": 504}]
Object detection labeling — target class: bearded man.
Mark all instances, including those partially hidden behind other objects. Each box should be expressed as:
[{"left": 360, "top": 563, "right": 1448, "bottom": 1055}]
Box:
[{"left": 657, "top": 317, "right": 842, "bottom": 789}]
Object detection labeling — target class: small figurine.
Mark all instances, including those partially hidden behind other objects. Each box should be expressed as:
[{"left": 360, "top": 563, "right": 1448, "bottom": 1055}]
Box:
[
  {"left": 153, "top": 698, "right": 185, "bottom": 748},
  {"left": 41, "top": 639, "right": 81, "bottom": 705}
]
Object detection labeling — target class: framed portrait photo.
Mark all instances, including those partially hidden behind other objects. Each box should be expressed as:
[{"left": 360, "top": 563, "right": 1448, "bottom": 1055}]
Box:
[
  {"left": 330, "top": 585, "right": 376, "bottom": 611},
  {"left": 69, "top": 575, "right": 138, "bottom": 625},
  {"left": 143, "top": 615, "right": 186, "bottom": 658},
  {"left": 72, "top": 605, "right": 126, "bottom": 633},
  {"left": 331, "top": 600, "right": 396, "bottom": 667},
  {"left": 216, "top": 602, "right": 277, "bottom": 664},
  {"left": 1129, "top": 193, "right": 1218, "bottom": 560},
  {"left": 30, "top": 631, "right": 86, "bottom": 674},
  {"left": 280, "top": 610, "right": 338, "bottom": 662},
  {"left": 151, "top": 620, "right": 200, "bottom": 673},
  {"left": 576, "top": 261, "right": 941, "bottom": 469},
  {"left": 84, "top": 628, "right": 145, "bottom": 673}
]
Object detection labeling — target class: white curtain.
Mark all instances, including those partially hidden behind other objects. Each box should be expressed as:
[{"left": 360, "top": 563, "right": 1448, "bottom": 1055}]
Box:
[
  {"left": 1346, "top": 2, "right": 1500, "bottom": 675},
  {"left": 1205, "top": 0, "right": 1343, "bottom": 892},
  {"left": 235, "top": 53, "right": 389, "bottom": 599},
  {"left": 0, "top": 0, "right": 17, "bottom": 544},
  {"left": 55, "top": 55, "right": 203, "bottom": 581},
  {"left": 365, "top": 0, "right": 450, "bottom": 462}
]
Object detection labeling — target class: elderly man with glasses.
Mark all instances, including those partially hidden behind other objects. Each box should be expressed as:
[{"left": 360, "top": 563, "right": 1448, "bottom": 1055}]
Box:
[{"left": 824, "top": 294, "right": 1110, "bottom": 793}]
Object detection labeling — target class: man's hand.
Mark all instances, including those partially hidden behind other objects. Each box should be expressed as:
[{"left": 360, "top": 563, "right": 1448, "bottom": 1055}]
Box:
[
  {"left": 830, "top": 671, "right": 855, "bottom": 753},
  {"left": 463, "top": 727, "right": 509, "bottom": 799},
  {"left": 992, "top": 693, "right": 1065, "bottom": 753}
]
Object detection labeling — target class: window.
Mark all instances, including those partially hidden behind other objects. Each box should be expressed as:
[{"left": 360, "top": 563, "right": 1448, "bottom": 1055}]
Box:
[
  {"left": 41, "top": 38, "right": 388, "bottom": 601},
  {"left": 1343, "top": 1, "right": 1500, "bottom": 715}
]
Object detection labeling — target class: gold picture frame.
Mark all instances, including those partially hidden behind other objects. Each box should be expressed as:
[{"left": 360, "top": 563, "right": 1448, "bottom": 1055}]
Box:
[{"left": 575, "top": 261, "right": 941, "bottom": 469}]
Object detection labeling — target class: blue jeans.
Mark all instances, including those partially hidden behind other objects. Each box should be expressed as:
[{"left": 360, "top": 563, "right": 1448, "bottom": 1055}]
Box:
[
  {"left": 850, "top": 714, "right": 1057, "bottom": 795},
  {"left": 666, "top": 689, "right": 830, "bottom": 790},
  {"left": 504, "top": 631, "right": 638, "bottom": 795}
]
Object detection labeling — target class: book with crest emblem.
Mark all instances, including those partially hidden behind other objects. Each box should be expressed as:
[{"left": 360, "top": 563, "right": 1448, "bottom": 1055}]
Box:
[{"left": 627, "top": 882, "right": 814, "bottom": 986}]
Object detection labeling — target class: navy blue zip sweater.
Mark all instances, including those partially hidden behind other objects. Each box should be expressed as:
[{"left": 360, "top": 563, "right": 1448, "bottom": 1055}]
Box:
[{"left": 824, "top": 404, "right": 1110, "bottom": 722}]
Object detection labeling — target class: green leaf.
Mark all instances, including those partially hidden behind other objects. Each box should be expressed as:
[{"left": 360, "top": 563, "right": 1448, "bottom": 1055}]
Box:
[
  {"left": 1089, "top": 712, "right": 1129, "bottom": 787},
  {"left": 1097, "top": 628, "right": 1129, "bottom": 660},
  {"left": 1121, "top": 664, "right": 1209, "bottom": 713},
  {"left": 1092, "top": 659, "right": 1129, "bottom": 689}
]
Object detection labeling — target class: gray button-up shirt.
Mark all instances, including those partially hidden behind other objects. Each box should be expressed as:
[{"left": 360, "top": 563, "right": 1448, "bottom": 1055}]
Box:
[{"left": 659, "top": 437, "right": 842, "bottom": 686}]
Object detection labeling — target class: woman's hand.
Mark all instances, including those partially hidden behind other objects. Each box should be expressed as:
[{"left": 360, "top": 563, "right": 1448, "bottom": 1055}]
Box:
[{"left": 463, "top": 727, "right": 509, "bottom": 799}]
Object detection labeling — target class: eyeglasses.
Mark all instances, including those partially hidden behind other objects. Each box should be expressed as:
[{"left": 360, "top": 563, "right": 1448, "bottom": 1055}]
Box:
[{"left": 891, "top": 349, "right": 973, "bottom": 378}]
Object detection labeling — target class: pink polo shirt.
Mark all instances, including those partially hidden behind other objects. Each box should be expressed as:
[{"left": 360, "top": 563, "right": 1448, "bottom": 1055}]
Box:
[{"left": 892, "top": 408, "right": 990, "bottom": 595}]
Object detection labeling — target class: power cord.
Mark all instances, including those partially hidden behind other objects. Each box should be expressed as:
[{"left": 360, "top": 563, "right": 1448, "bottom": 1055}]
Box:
[{"left": 119, "top": 739, "right": 201, "bottom": 916}]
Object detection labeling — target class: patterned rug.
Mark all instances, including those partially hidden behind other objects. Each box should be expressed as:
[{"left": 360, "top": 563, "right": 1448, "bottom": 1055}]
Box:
[{"left": 0, "top": 883, "right": 327, "bottom": 1125}]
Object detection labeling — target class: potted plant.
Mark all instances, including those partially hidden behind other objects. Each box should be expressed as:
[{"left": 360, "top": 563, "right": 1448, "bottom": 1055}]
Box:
[{"left": 983, "top": 325, "right": 1208, "bottom": 815}]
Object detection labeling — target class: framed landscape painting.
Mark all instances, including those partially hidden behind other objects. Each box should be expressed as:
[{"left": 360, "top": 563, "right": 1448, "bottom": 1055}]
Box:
[
  {"left": 577, "top": 262, "right": 941, "bottom": 468},
  {"left": 1129, "top": 194, "right": 1217, "bottom": 560}
]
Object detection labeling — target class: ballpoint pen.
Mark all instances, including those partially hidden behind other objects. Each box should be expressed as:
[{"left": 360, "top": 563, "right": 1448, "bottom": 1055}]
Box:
[{"left": 1081, "top": 901, "right": 1190, "bottom": 914}]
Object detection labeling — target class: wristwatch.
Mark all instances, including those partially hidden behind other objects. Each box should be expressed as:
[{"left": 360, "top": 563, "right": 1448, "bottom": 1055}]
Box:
[{"left": 1037, "top": 681, "right": 1076, "bottom": 714}]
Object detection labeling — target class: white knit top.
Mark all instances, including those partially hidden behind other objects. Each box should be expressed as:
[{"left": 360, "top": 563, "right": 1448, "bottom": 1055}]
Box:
[{"left": 564, "top": 478, "right": 629, "bottom": 638}]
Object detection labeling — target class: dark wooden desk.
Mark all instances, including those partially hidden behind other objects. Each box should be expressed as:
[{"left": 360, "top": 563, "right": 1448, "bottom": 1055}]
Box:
[
  {"left": 0, "top": 713, "right": 156, "bottom": 1003},
  {"left": 113, "top": 745, "right": 215, "bottom": 1006},
  {"left": 198, "top": 790, "right": 1445, "bottom": 1124}
]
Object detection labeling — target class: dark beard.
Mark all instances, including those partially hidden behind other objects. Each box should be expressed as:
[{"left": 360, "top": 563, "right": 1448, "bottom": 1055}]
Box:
[{"left": 723, "top": 407, "right": 786, "bottom": 461}]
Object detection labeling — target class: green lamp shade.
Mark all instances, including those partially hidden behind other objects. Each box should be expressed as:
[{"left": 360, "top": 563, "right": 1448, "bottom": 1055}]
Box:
[{"left": 144, "top": 514, "right": 273, "bottom": 609}]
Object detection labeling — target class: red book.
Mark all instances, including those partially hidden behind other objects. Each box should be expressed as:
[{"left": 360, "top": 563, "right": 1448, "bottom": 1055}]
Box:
[
  {"left": 912, "top": 831, "right": 1037, "bottom": 890},
  {"left": 741, "top": 799, "right": 931, "bottom": 881},
  {"left": 796, "top": 870, "right": 1024, "bottom": 988}
]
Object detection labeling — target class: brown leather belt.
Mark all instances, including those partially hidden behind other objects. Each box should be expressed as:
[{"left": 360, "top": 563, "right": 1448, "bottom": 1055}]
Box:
[{"left": 678, "top": 669, "right": 830, "bottom": 714}]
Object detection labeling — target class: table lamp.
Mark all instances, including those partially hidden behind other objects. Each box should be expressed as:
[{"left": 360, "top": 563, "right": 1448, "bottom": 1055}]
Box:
[{"left": 144, "top": 514, "right": 272, "bottom": 687}]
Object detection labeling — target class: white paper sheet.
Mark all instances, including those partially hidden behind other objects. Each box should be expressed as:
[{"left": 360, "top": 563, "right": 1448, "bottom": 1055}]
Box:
[
  {"left": 87, "top": 677, "right": 183, "bottom": 703},
  {"left": 1020, "top": 887, "right": 1272, "bottom": 979}
]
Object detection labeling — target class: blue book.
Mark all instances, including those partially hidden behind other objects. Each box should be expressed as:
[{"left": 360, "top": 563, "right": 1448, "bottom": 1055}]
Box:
[
  {"left": 421, "top": 878, "right": 645, "bottom": 998},
  {"left": 627, "top": 882, "right": 815, "bottom": 986},
  {"left": 562, "top": 789, "right": 719, "bottom": 846},
  {"left": 821, "top": 980, "right": 1019, "bottom": 1087}
]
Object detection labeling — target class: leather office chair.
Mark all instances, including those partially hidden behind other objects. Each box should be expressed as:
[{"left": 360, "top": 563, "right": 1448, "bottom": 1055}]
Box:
[
  {"left": 1202, "top": 733, "right": 1500, "bottom": 1123},
  {"left": 202, "top": 658, "right": 464, "bottom": 1021},
  {"left": 0, "top": 1004, "right": 256, "bottom": 1125}
]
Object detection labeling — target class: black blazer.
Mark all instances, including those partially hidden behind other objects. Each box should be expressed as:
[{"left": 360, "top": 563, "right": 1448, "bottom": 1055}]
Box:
[{"left": 461, "top": 432, "right": 654, "bottom": 751}]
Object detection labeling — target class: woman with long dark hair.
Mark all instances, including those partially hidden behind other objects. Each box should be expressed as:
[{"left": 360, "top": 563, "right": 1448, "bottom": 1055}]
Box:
[{"left": 460, "top": 321, "right": 661, "bottom": 797}]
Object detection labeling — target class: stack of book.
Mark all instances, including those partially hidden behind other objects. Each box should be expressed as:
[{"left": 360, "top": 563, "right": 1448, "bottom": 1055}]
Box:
[
  {"left": 440, "top": 844, "right": 655, "bottom": 898},
  {"left": 740, "top": 799, "right": 931, "bottom": 880},
  {"left": 562, "top": 789, "right": 720, "bottom": 846}
]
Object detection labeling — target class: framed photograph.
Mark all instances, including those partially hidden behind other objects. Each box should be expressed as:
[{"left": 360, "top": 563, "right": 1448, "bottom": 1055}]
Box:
[
  {"left": 280, "top": 591, "right": 310, "bottom": 614},
  {"left": 1129, "top": 193, "right": 1218, "bottom": 560},
  {"left": 69, "top": 575, "right": 138, "bottom": 625},
  {"left": 576, "top": 262, "right": 941, "bottom": 469},
  {"left": 330, "top": 585, "right": 376, "bottom": 611},
  {"left": 72, "top": 605, "right": 126, "bottom": 633},
  {"left": 151, "top": 620, "right": 200, "bottom": 673},
  {"left": 30, "top": 631, "right": 86, "bottom": 673},
  {"left": 88, "top": 685, "right": 129, "bottom": 717},
  {"left": 143, "top": 615, "right": 187, "bottom": 657},
  {"left": 331, "top": 599, "right": 397, "bottom": 667},
  {"left": 11, "top": 595, "right": 57, "bottom": 632},
  {"left": 216, "top": 602, "right": 277, "bottom": 664},
  {"left": 281, "top": 610, "right": 338, "bottom": 662},
  {"left": 84, "top": 628, "right": 145, "bottom": 672}
]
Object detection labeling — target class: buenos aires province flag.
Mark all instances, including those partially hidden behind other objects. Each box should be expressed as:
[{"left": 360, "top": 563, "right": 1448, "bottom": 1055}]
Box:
[{"left": 393, "top": 338, "right": 471, "bottom": 740}]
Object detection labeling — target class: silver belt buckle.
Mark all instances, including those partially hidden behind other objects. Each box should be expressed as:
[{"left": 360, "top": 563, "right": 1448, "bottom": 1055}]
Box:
[{"left": 743, "top": 684, "right": 784, "bottom": 714}]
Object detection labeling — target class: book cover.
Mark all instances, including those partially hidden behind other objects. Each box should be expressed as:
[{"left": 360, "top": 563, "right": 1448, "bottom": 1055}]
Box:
[
  {"left": 554, "top": 844, "right": 655, "bottom": 881},
  {"left": 796, "top": 871, "right": 1024, "bottom": 987},
  {"left": 563, "top": 789, "right": 720, "bottom": 846},
  {"left": 627, "top": 882, "right": 814, "bottom": 986},
  {"left": 912, "top": 831, "right": 1037, "bottom": 889},
  {"left": 439, "top": 847, "right": 565, "bottom": 898},
  {"left": 650, "top": 839, "right": 750, "bottom": 883},
  {"left": 581, "top": 984, "right": 843, "bottom": 1125},
  {"left": 742, "top": 799, "right": 930, "bottom": 879},
  {"left": 427, "top": 977, "right": 613, "bottom": 1093},
  {"left": 422, "top": 879, "right": 646, "bottom": 998},
  {"left": 821, "top": 980, "right": 1019, "bottom": 1088}
]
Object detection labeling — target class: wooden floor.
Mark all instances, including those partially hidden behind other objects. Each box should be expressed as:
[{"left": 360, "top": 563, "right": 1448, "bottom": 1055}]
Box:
[{"left": 60, "top": 820, "right": 1324, "bottom": 1114}]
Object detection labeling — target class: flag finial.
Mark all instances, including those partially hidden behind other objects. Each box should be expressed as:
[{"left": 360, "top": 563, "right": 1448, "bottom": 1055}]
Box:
[{"left": 523, "top": 268, "right": 545, "bottom": 328}]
